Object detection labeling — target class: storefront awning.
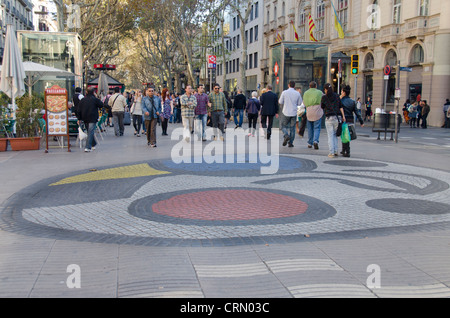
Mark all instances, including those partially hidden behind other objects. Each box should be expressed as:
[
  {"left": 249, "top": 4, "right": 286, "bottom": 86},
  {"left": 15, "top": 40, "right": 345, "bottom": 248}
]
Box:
[{"left": 331, "top": 52, "right": 351, "bottom": 64}]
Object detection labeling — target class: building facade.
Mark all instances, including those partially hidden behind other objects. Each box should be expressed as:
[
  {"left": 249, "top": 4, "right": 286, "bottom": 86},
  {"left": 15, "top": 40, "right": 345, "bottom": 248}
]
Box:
[
  {"left": 0, "top": 0, "right": 34, "bottom": 59},
  {"left": 32, "top": 0, "right": 58, "bottom": 32},
  {"left": 214, "top": 0, "right": 448, "bottom": 126},
  {"left": 215, "top": 1, "right": 264, "bottom": 97},
  {"left": 262, "top": 0, "right": 449, "bottom": 127}
]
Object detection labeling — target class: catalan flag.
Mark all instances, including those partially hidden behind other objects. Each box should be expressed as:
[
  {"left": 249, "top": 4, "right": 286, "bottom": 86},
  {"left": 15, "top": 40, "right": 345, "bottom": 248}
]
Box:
[
  {"left": 308, "top": 14, "right": 318, "bottom": 42},
  {"left": 291, "top": 20, "right": 299, "bottom": 41},
  {"left": 275, "top": 29, "right": 283, "bottom": 43},
  {"left": 331, "top": 0, "right": 345, "bottom": 39}
]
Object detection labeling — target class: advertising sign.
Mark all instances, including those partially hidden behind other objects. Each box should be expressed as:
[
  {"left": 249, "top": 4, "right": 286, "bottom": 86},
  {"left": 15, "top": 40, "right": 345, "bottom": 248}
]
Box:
[{"left": 45, "top": 85, "right": 71, "bottom": 152}]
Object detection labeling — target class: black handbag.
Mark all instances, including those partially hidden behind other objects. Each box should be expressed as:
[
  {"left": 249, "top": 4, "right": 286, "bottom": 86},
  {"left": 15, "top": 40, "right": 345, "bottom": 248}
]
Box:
[
  {"left": 349, "top": 125, "right": 357, "bottom": 140},
  {"left": 336, "top": 115, "right": 343, "bottom": 137}
]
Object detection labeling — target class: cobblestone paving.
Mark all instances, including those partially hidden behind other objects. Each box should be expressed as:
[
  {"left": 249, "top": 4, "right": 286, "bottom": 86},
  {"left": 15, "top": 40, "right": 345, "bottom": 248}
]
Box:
[{"left": 2, "top": 154, "right": 449, "bottom": 246}]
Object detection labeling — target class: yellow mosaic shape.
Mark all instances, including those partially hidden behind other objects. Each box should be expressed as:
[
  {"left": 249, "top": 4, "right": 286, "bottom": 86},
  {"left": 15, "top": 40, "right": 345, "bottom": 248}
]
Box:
[{"left": 50, "top": 163, "right": 170, "bottom": 186}]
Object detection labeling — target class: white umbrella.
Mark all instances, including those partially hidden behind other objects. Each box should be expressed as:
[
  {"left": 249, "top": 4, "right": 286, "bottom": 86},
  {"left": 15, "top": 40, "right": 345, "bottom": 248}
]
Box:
[
  {"left": 21, "top": 61, "right": 76, "bottom": 96},
  {"left": 1, "top": 62, "right": 78, "bottom": 96},
  {"left": 0, "top": 24, "right": 26, "bottom": 133},
  {"left": 97, "top": 71, "right": 109, "bottom": 100}
]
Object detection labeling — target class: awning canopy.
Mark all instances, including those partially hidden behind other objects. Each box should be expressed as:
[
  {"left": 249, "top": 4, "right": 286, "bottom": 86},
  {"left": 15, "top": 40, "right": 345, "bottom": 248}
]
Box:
[{"left": 331, "top": 52, "right": 351, "bottom": 64}]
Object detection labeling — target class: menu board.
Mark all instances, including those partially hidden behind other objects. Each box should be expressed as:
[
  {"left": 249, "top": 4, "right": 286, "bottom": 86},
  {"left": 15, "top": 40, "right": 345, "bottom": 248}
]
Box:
[
  {"left": 46, "top": 95, "right": 68, "bottom": 135},
  {"left": 45, "top": 85, "right": 71, "bottom": 152}
]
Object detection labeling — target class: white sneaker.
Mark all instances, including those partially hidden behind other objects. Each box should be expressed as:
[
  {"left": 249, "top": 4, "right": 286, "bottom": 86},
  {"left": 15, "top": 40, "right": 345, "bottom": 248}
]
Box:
[{"left": 84, "top": 148, "right": 91, "bottom": 152}]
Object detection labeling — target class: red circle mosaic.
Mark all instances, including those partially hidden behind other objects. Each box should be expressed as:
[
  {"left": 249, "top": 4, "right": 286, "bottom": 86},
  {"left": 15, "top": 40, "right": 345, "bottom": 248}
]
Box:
[{"left": 152, "top": 190, "right": 308, "bottom": 221}]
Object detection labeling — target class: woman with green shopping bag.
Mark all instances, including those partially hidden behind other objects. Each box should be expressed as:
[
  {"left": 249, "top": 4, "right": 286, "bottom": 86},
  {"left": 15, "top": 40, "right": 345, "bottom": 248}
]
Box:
[{"left": 340, "top": 85, "right": 364, "bottom": 157}]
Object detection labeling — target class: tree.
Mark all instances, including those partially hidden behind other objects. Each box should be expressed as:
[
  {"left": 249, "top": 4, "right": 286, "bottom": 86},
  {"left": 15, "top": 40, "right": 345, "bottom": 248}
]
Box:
[
  {"left": 55, "top": 0, "right": 135, "bottom": 88},
  {"left": 129, "top": 0, "right": 213, "bottom": 87},
  {"left": 228, "top": 0, "right": 254, "bottom": 94}
]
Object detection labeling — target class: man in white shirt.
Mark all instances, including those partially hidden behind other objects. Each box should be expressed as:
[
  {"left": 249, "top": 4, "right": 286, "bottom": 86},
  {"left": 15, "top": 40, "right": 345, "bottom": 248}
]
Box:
[
  {"left": 279, "top": 81, "right": 303, "bottom": 147},
  {"left": 108, "top": 87, "right": 128, "bottom": 136}
]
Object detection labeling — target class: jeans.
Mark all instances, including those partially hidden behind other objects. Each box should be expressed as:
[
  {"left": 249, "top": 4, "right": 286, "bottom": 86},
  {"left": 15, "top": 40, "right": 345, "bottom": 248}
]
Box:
[
  {"left": 112, "top": 111, "right": 124, "bottom": 136},
  {"left": 325, "top": 116, "right": 339, "bottom": 155},
  {"left": 211, "top": 111, "right": 225, "bottom": 137},
  {"left": 307, "top": 118, "right": 322, "bottom": 146},
  {"left": 233, "top": 109, "right": 244, "bottom": 127},
  {"left": 280, "top": 113, "right": 297, "bottom": 144},
  {"left": 196, "top": 114, "right": 208, "bottom": 139},
  {"left": 421, "top": 114, "right": 428, "bottom": 128},
  {"left": 85, "top": 122, "right": 97, "bottom": 150},
  {"left": 132, "top": 114, "right": 142, "bottom": 133},
  {"left": 182, "top": 116, "right": 194, "bottom": 140}
]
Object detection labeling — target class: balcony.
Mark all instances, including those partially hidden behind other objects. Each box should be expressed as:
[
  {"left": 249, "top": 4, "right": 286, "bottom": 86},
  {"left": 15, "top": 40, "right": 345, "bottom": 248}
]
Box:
[
  {"left": 359, "top": 30, "right": 378, "bottom": 49},
  {"left": 269, "top": 20, "right": 277, "bottom": 32},
  {"left": 277, "top": 16, "right": 286, "bottom": 28},
  {"left": 404, "top": 16, "right": 427, "bottom": 41},
  {"left": 260, "top": 58, "right": 268, "bottom": 70},
  {"left": 379, "top": 24, "right": 401, "bottom": 46}
]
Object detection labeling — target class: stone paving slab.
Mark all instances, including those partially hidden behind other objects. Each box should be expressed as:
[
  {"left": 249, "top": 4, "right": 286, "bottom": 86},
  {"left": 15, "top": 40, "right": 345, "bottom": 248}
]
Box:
[{"left": 1, "top": 122, "right": 450, "bottom": 299}]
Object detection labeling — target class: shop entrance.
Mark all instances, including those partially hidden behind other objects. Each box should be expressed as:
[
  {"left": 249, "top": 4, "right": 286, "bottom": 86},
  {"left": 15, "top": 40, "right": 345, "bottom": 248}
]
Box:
[{"left": 269, "top": 42, "right": 330, "bottom": 127}]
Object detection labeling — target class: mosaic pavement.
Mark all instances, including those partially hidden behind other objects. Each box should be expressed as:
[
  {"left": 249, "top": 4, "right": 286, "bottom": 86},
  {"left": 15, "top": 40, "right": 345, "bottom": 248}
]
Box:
[{"left": 2, "top": 155, "right": 450, "bottom": 246}]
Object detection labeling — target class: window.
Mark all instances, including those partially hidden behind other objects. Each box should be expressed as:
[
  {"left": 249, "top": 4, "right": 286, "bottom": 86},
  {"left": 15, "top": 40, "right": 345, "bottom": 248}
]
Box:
[
  {"left": 233, "top": 59, "right": 236, "bottom": 73},
  {"left": 419, "top": 0, "right": 429, "bottom": 16},
  {"left": 282, "top": 2, "right": 285, "bottom": 16},
  {"left": 254, "top": 52, "right": 258, "bottom": 69},
  {"left": 254, "top": 25, "right": 258, "bottom": 42},
  {"left": 237, "top": 58, "right": 240, "bottom": 72},
  {"left": 249, "top": 53, "right": 253, "bottom": 69},
  {"left": 316, "top": 0, "right": 325, "bottom": 40},
  {"left": 393, "top": 0, "right": 401, "bottom": 24},
  {"left": 299, "top": 6, "right": 306, "bottom": 41},
  {"left": 370, "top": 0, "right": 380, "bottom": 29},
  {"left": 233, "top": 17, "right": 236, "bottom": 31},
  {"left": 365, "top": 53, "right": 374, "bottom": 70},
  {"left": 237, "top": 34, "right": 240, "bottom": 49},
  {"left": 249, "top": 28, "right": 253, "bottom": 43},
  {"left": 385, "top": 49, "right": 397, "bottom": 66},
  {"left": 250, "top": 5, "right": 254, "bottom": 21},
  {"left": 410, "top": 44, "right": 424, "bottom": 64},
  {"left": 255, "top": 2, "right": 259, "bottom": 18},
  {"left": 274, "top": 6, "right": 277, "bottom": 21},
  {"left": 267, "top": 8, "right": 270, "bottom": 22},
  {"left": 337, "top": 0, "right": 348, "bottom": 32}
]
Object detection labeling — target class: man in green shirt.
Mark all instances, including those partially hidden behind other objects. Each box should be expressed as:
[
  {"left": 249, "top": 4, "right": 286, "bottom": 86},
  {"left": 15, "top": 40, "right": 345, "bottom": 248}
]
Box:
[
  {"left": 303, "top": 81, "right": 324, "bottom": 149},
  {"left": 208, "top": 83, "right": 228, "bottom": 141}
]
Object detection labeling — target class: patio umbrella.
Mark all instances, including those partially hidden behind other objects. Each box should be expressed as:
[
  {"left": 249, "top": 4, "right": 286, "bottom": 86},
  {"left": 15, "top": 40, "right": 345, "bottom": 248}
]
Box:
[
  {"left": 0, "top": 24, "right": 26, "bottom": 132},
  {"left": 21, "top": 61, "right": 76, "bottom": 96},
  {"left": 97, "top": 71, "right": 109, "bottom": 100}
]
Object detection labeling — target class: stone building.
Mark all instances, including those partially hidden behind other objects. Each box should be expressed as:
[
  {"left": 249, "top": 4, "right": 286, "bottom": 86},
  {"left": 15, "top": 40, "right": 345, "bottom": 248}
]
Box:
[{"left": 261, "top": 0, "right": 449, "bottom": 127}]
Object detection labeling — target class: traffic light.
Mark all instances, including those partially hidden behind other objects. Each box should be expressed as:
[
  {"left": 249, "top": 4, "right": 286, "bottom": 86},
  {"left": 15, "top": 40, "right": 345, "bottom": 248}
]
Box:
[{"left": 351, "top": 54, "right": 359, "bottom": 75}]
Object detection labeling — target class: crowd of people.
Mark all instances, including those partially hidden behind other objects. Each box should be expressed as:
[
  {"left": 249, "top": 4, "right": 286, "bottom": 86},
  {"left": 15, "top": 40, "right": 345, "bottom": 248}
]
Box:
[{"left": 73, "top": 81, "right": 449, "bottom": 158}]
